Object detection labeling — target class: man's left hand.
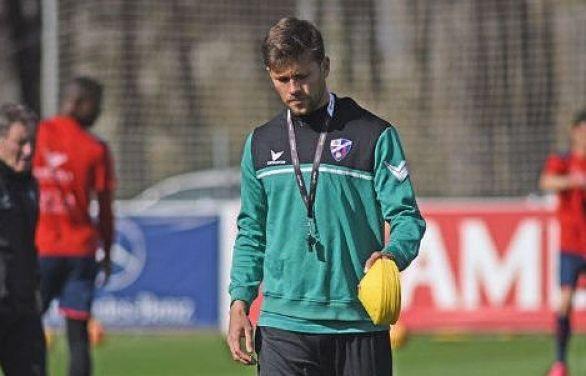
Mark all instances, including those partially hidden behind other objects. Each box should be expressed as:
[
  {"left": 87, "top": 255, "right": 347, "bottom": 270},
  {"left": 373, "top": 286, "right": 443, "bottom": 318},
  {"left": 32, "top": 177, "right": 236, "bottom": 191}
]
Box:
[{"left": 363, "top": 251, "right": 391, "bottom": 273}]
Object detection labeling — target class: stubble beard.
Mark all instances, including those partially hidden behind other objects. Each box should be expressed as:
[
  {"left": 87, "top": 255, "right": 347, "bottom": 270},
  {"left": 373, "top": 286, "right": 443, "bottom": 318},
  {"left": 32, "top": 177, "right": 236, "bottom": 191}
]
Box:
[{"left": 287, "top": 85, "right": 328, "bottom": 116}]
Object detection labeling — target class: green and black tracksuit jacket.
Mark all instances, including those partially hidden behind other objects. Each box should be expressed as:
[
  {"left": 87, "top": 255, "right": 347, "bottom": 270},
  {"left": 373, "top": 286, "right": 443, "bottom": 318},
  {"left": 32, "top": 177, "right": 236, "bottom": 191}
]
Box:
[{"left": 229, "top": 94, "right": 426, "bottom": 333}]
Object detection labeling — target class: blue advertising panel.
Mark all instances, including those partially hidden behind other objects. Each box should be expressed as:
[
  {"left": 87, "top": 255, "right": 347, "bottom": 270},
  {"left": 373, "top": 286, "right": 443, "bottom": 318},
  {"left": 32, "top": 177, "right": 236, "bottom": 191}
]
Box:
[{"left": 45, "top": 215, "right": 219, "bottom": 328}]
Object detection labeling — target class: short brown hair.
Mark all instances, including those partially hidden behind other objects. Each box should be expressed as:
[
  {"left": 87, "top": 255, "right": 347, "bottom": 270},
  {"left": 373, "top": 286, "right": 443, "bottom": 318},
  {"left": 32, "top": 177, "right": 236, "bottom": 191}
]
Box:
[{"left": 262, "top": 17, "right": 325, "bottom": 69}]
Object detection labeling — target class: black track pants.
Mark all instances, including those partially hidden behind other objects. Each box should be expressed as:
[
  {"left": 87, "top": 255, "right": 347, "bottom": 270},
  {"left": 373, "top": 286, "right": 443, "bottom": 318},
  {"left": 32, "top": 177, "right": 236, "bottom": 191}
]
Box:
[{"left": 255, "top": 326, "right": 392, "bottom": 376}]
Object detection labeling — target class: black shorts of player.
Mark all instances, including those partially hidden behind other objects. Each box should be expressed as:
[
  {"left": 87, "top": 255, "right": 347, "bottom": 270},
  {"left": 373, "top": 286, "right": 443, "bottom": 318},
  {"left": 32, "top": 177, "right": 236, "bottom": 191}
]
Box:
[
  {"left": 0, "top": 313, "right": 45, "bottom": 376},
  {"left": 255, "top": 326, "right": 392, "bottom": 376}
]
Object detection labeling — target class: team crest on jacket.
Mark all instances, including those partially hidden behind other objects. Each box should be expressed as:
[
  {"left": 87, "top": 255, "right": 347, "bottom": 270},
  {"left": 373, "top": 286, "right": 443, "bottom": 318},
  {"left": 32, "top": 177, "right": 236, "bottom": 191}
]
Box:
[{"left": 330, "top": 138, "right": 353, "bottom": 161}]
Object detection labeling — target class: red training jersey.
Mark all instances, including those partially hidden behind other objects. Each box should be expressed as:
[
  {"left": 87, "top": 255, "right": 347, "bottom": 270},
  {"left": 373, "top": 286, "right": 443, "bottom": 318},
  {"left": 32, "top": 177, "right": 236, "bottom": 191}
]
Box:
[
  {"left": 33, "top": 116, "right": 115, "bottom": 257},
  {"left": 542, "top": 152, "right": 586, "bottom": 255}
]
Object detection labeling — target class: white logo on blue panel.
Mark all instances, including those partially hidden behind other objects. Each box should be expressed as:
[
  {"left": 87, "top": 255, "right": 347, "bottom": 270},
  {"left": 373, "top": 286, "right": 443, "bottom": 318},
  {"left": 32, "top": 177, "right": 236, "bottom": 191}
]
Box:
[{"left": 330, "top": 138, "right": 353, "bottom": 161}]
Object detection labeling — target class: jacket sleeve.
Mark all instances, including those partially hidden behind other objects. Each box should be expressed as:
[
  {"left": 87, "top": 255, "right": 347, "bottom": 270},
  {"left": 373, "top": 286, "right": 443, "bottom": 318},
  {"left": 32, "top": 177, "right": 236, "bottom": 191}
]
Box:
[
  {"left": 373, "top": 126, "right": 426, "bottom": 271},
  {"left": 228, "top": 133, "right": 267, "bottom": 306}
]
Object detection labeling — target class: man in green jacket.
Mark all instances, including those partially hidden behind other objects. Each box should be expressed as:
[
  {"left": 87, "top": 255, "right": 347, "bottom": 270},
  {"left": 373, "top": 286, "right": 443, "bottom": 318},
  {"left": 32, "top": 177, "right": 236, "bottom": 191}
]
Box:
[{"left": 227, "top": 17, "right": 426, "bottom": 375}]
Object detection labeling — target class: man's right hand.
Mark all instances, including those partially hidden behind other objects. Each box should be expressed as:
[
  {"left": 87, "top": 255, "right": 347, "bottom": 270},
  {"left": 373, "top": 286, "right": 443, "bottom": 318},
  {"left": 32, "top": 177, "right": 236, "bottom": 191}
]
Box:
[{"left": 227, "top": 300, "right": 255, "bottom": 365}]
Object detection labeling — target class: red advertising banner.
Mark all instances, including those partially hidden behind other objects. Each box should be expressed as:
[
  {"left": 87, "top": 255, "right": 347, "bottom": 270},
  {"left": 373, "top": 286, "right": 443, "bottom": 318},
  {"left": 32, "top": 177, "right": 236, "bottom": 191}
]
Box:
[
  {"left": 403, "top": 200, "right": 585, "bottom": 332},
  {"left": 248, "top": 199, "right": 586, "bottom": 333}
]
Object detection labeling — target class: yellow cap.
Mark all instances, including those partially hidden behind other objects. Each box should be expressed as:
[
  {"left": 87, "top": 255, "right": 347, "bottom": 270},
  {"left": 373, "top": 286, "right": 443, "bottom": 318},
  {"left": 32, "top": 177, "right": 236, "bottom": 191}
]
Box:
[{"left": 358, "top": 258, "right": 401, "bottom": 325}]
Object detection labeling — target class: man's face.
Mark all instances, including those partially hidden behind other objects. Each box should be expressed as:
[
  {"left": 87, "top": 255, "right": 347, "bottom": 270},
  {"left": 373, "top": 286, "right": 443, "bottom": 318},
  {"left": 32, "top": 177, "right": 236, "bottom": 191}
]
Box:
[
  {"left": 268, "top": 53, "right": 330, "bottom": 116},
  {"left": 0, "top": 122, "right": 33, "bottom": 173},
  {"left": 76, "top": 97, "right": 102, "bottom": 127}
]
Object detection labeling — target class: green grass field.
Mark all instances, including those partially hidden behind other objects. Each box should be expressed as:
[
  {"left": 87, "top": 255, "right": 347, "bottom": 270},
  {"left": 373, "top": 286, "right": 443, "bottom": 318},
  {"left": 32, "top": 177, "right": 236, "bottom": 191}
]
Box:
[{"left": 43, "top": 331, "right": 586, "bottom": 375}]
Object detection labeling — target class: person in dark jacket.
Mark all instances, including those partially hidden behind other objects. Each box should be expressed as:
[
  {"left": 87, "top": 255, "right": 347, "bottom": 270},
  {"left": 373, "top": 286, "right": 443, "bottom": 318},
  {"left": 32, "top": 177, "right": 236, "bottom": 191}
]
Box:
[{"left": 0, "top": 103, "right": 45, "bottom": 376}]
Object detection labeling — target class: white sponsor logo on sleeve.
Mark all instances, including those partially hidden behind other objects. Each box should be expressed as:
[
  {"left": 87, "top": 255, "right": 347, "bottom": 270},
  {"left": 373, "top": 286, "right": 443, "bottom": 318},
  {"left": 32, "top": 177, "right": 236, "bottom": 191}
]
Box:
[{"left": 384, "top": 160, "right": 409, "bottom": 182}]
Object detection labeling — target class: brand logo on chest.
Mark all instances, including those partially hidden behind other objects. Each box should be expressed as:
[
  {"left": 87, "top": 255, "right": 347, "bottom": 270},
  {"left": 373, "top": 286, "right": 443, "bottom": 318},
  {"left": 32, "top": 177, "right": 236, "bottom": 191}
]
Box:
[
  {"left": 44, "top": 151, "right": 68, "bottom": 168},
  {"left": 330, "top": 138, "right": 353, "bottom": 161},
  {"left": 267, "top": 150, "right": 286, "bottom": 166}
]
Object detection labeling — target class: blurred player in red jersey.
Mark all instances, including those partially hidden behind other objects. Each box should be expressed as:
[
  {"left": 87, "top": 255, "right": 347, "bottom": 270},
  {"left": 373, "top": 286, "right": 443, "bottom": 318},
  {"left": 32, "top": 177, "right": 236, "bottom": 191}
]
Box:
[
  {"left": 540, "top": 110, "right": 586, "bottom": 376},
  {"left": 33, "top": 77, "right": 115, "bottom": 376}
]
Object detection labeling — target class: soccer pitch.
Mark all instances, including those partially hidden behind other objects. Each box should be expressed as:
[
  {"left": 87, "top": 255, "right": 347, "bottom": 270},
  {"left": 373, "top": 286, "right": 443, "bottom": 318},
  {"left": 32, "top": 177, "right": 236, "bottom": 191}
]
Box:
[{"left": 44, "top": 332, "right": 586, "bottom": 375}]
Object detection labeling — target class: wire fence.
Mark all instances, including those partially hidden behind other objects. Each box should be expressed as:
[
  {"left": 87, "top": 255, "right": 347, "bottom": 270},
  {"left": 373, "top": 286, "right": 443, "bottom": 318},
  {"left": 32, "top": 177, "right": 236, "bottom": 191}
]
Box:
[{"left": 41, "top": 0, "right": 586, "bottom": 197}]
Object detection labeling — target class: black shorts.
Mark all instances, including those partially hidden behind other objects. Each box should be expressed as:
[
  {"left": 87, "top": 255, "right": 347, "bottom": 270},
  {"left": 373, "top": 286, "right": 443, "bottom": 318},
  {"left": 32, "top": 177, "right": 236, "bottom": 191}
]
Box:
[
  {"left": 40, "top": 256, "right": 98, "bottom": 319},
  {"left": 255, "top": 326, "right": 392, "bottom": 376}
]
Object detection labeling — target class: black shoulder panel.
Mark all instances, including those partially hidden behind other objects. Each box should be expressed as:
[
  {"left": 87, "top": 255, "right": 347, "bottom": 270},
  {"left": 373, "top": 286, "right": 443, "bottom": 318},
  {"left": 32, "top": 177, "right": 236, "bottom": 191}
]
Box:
[
  {"left": 251, "top": 96, "right": 390, "bottom": 173},
  {"left": 251, "top": 111, "right": 289, "bottom": 171}
]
